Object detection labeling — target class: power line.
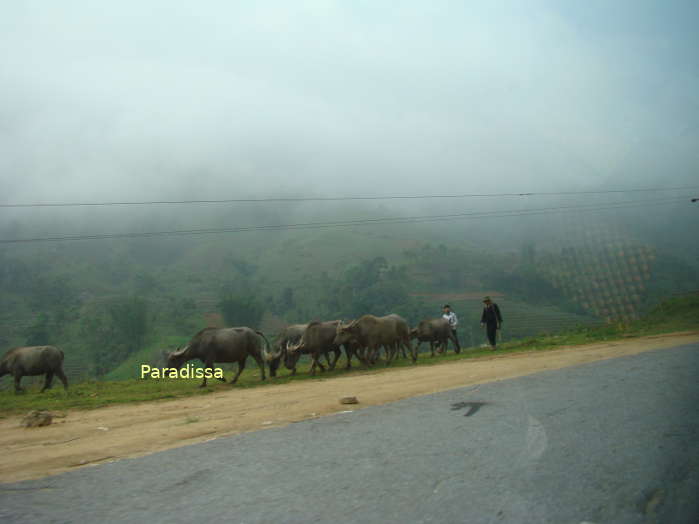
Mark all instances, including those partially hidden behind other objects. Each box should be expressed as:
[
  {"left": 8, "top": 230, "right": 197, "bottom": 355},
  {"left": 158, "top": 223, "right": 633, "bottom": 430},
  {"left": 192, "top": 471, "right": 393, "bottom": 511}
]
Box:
[
  {"left": 0, "top": 196, "right": 688, "bottom": 245},
  {"left": 1, "top": 185, "right": 698, "bottom": 208}
]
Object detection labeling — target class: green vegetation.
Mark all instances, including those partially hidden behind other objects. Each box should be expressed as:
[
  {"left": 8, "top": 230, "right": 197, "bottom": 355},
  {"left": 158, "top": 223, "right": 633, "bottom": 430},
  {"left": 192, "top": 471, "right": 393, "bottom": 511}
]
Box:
[
  {"left": 1, "top": 209, "right": 698, "bottom": 384},
  {"left": 104, "top": 335, "right": 189, "bottom": 381},
  {"left": 218, "top": 295, "right": 265, "bottom": 328},
  {"left": 1, "top": 294, "right": 696, "bottom": 415}
]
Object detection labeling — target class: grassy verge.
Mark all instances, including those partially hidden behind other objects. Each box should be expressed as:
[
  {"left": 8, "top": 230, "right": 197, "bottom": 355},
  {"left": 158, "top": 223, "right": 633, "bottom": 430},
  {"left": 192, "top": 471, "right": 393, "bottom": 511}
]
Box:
[{"left": 1, "top": 295, "right": 697, "bottom": 416}]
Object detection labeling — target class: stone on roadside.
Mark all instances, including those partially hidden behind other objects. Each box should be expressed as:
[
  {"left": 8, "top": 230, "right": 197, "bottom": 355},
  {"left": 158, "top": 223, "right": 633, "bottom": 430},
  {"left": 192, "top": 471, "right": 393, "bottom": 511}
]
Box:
[
  {"left": 340, "top": 396, "right": 359, "bottom": 405},
  {"left": 21, "top": 410, "right": 53, "bottom": 428}
]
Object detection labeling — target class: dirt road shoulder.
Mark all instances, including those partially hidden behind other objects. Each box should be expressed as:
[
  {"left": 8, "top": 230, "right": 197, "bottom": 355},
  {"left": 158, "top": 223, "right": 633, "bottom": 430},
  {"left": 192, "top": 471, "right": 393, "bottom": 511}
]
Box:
[{"left": 1, "top": 331, "right": 697, "bottom": 483}]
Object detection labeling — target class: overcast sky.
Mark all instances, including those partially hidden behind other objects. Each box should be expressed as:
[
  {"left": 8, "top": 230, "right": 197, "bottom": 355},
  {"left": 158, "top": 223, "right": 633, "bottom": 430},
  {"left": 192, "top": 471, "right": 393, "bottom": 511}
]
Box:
[{"left": 1, "top": 0, "right": 697, "bottom": 204}]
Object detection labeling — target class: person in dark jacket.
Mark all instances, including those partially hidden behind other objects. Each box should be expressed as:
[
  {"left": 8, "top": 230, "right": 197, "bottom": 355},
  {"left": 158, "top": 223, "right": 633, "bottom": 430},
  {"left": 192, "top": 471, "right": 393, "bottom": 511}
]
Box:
[{"left": 480, "top": 296, "right": 503, "bottom": 350}]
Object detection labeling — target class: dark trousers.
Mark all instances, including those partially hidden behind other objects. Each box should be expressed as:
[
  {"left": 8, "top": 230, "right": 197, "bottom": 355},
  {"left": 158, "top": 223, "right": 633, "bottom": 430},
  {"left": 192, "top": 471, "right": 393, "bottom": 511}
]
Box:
[
  {"left": 451, "top": 328, "right": 461, "bottom": 351},
  {"left": 486, "top": 323, "right": 498, "bottom": 347}
]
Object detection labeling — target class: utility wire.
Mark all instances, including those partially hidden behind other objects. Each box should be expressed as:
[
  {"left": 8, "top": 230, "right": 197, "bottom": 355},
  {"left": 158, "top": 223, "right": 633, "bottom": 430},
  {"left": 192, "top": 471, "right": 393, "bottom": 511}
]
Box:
[
  {"left": 0, "top": 196, "right": 688, "bottom": 245},
  {"left": 1, "top": 185, "right": 698, "bottom": 208}
]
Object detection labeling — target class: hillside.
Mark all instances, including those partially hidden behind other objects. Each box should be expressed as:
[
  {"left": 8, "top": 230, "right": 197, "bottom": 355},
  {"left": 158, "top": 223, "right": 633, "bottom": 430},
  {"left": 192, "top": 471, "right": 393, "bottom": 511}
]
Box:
[{"left": 1, "top": 208, "right": 698, "bottom": 383}]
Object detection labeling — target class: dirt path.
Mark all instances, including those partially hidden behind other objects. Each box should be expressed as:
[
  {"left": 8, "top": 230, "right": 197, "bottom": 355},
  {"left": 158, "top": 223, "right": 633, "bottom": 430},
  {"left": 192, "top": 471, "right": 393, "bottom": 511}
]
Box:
[{"left": 2, "top": 331, "right": 697, "bottom": 483}]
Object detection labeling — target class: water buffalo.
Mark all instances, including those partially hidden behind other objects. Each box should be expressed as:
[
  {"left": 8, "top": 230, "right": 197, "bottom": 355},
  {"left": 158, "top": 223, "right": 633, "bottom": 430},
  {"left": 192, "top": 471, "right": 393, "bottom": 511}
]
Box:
[
  {"left": 167, "top": 327, "right": 278, "bottom": 388},
  {"left": 287, "top": 320, "right": 346, "bottom": 375},
  {"left": 269, "top": 323, "right": 307, "bottom": 377},
  {"left": 0, "top": 346, "right": 68, "bottom": 394},
  {"left": 411, "top": 318, "right": 459, "bottom": 357},
  {"left": 334, "top": 314, "right": 416, "bottom": 365}
]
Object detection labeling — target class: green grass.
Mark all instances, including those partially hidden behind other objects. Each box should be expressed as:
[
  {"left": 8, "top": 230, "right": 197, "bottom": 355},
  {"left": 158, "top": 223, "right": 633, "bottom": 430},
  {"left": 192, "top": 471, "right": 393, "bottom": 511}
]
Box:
[
  {"left": 104, "top": 335, "right": 190, "bottom": 381},
  {"left": 1, "top": 295, "right": 697, "bottom": 416}
]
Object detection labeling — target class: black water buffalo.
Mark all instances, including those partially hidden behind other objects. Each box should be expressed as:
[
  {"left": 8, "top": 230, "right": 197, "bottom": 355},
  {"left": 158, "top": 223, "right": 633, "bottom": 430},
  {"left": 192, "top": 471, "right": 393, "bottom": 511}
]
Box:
[
  {"left": 167, "top": 327, "right": 277, "bottom": 388},
  {"left": 286, "top": 320, "right": 346, "bottom": 375},
  {"left": 0, "top": 345, "right": 68, "bottom": 394},
  {"left": 334, "top": 314, "right": 416, "bottom": 365},
  {"left": 411, "top": 318, "right": 459, "bottom": 357},
  {"left": 268, "top": 323, "right": 307, "bottom": 377}
]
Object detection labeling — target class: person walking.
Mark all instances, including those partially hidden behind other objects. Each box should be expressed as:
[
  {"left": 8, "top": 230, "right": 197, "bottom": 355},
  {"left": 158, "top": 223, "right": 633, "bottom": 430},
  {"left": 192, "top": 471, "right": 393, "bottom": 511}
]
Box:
[
  {"left": 480, "top": 296, "right": 503, "bottom": 350},
  {"left": 442, "top": 304, "right": 461, "bottom": 353}
]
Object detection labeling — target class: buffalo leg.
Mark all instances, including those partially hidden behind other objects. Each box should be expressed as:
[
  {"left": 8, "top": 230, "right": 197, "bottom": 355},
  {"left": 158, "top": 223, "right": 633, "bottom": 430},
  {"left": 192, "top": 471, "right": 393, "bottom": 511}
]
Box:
[
  {"left": 309, "top": 354, "right": 320, "bottom": 376},
  {"left": 367, "top": 346, "right": 376, "bottom": 365},
  {"left": 285, "top": 354, "right": 298, "bottom": 376},
  {"left": 41, "top": 371, "right": 54, "bottom": 392},
  {"left": 363, "top": 346, "right": 372, "bottom": 365},
  {"left": 387, "top": 344, "right": 396, "bottom": 361},
  {"left": 386, "top": 343, "right": 398, "bottom": 364},
  {"left": 356, "top": 346, "right": 371, "bottom": 367},
  {"left": 251, "top": 352, "right": 267, "bottom": 381},
  {"left": 386, "top": 343, "right": 396, "bottom": 363},
  {"left": 269, "top": 357, "right": 280, "bottom": 378},
  {"left": 436, "top": 339, "right": 444, "bottom": 355},
  {"left": 343, "top": 344, "right": 354, "bottom": 369},
  {"left": 392, "top": 342, "right": 401, "bottom": 361},
  {"left": 313, "top": 354, "right": 326, "bottom": 374},
  {"left": 14, "top": 373, "right": 24, "bottom": 393},
  {"left": 373, "top": 345, "right": 382, "bottom": 365},
  {"left": 369, "top": 345, "right": 380, "bottom": 365},
  {"left": 56, "top": 368, "right": 69, "bottom": 390},
  {"left": 200, "top": 360, "right": 213, "bottom": 387},
  {"left": 217, "top": 362, "right": 227, "bottom": 382},
  {"left": 329, "top": 348, "right": 341, "bottom": 370},
  {"left": 230, "top": 358, "right": 247, "bottom": 384},
  {"left": 321, "top": 351, "right": 336, "bottom": 370},
  {"left": 404, "top": 340, "right": 417, "bottom": 363}
]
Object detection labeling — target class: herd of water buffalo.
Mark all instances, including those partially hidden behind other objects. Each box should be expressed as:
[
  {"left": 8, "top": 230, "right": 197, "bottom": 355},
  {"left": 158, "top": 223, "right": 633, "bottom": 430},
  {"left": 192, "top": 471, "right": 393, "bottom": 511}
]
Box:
[
  {"left": 165, "top": 314, "right": 460, "bottom": 387},
  {"left": 0, "top": 314, "right": 459, "bottom": 393}
]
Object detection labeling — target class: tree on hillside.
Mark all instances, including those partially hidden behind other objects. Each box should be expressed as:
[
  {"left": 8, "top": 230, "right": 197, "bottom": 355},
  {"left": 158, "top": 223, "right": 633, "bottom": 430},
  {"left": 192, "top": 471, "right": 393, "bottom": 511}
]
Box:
[
  {"left": 322, "top": 257, "right": 426, "bottom": 323},
  {"left": 218, "top": 294, "right": 265, "bottom": 328},
  {"left": 24, "top": 313, "right": 51, "bottom": 346},
  {"left": 272, "top": 287, "right": 295, "bottom": 314},
  {"left": 403, "top": 244, "right": 476, "bottom": 290},
  {"left": 108, "top": 297, "right": 149, "bottom": 352},
  {"left": 229, "top": 258, "right": 258, "bottom": 278},
  {"left": 80, "top": 297, "right": 150, "bottom": 377},
  {"left": 167, "top": 296, "right": 197, "bottom": 334},
  {"left": 134, "top": 272, "right": 163, "bottom": 295}
]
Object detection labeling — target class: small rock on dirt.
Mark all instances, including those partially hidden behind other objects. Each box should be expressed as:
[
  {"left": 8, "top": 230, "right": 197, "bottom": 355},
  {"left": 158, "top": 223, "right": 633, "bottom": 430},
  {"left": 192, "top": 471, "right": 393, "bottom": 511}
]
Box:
[
  {"left": 340, "top": 396, "right": 359, "bottom": 405},
  {"left": 21, "top": 410, "right": 53, "bottom": 428}
]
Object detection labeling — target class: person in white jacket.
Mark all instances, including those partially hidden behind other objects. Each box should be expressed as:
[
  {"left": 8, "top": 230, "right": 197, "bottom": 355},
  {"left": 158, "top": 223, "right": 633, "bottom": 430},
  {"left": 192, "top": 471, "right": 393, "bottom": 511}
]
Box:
[{"left": 442, "top": 304, "right": 461, "bottom": 352}]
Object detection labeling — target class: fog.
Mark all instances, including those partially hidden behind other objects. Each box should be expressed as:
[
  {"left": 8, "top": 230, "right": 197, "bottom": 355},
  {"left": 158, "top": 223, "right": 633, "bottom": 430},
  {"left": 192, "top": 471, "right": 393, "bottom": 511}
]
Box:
[{"left": 2, "top": 0, "right": 697, "bottom": 214}]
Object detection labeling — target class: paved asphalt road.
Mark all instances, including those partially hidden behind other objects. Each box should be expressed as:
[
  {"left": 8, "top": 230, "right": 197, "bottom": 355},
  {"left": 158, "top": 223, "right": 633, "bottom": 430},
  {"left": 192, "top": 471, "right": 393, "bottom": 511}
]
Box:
[{"left": 2, "top": 343, "right": 698, "bottom": 524}]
